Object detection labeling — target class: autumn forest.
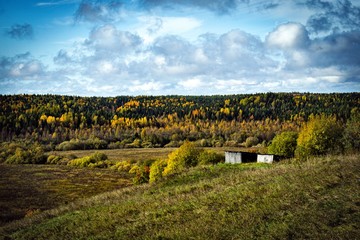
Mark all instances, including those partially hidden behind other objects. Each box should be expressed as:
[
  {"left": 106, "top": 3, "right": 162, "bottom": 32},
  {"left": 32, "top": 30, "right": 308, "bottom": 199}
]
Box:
[{"left": 0, "top": 93, "right": 359, "bottom": 150}]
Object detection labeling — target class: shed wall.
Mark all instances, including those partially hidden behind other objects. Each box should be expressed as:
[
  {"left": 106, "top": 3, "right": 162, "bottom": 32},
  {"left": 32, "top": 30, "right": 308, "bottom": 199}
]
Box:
[
  {"left": 257, "top": 154, "right": 274, "bottom": 163},
  {"left": 225, "top": 152, "right": 242, "bottom": 164}
]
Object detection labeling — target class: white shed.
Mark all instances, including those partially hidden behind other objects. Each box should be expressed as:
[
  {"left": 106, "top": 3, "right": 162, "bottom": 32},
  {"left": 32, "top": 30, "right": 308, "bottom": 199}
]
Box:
[
  {"left": 257, "top": 154, "right": 274, "bottom": 163},
  {"left": 225, "top": 151, "right": 242, "bottom": 164}
]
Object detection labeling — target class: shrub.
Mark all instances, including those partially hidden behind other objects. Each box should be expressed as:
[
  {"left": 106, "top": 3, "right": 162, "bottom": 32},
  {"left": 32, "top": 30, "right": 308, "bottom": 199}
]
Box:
[
  {"left": 108, "top": 141, "right": 124, "bottom": 149},
  {"left": 245, "top": 136, "right": 259, "bottom": 148},
  {"left": 88, "top": 160, "right": 113, "bottom": 168},
  {"left": 126, "top": 139, "right": 142, "bottom": 148},
  {"left": 343, "top": 111, "right": 360, "bottom": 153},
  {"left": 164, "top": 141, "right": 181, "bottom": 148},
  {"left": 67, "top": 152, "right": 108, "bottom": 167},
  {"left": 198, "top": 150, "right": 224, "bottom": 165},
  {"left": 268, "top": 131, "right": 298, "bottom": 158},
  {"left": 47, "top": 155, "right": 63, "bottom": 164},
  {"left": 5, "top": 143, "right": 46, "bottom": 164},
  {"left": 149, "top": 159, "right": 167, "bottom": 183},
  {"left": 56, "top": 138, "right": 108, "bottom": 151},
  {"left": 111, "top": 160, "right": 132, "bottom": 172},
  {"left": 295, "top": 114, "right": 343, "bottom": 159},
  {"left": 129, "top": 165, "right": 151, "bottom": 184},
  {"left": 223, "top": 140, "right": 238, "bottom": 147},
  {"left": 163, "top": 141, "right": 202, "bottom": 176},
  {"left": 56, "top": 139, "right": 81, "bottom": 151}
]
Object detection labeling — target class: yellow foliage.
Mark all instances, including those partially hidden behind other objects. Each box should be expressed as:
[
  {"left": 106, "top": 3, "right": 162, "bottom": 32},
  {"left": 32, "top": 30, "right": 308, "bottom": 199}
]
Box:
[
  {"left": 296, "top": 114, "right": 343, "bottom": 158},
  {"left": 163, "top": 141, "right": 201, "bottom": 176}
]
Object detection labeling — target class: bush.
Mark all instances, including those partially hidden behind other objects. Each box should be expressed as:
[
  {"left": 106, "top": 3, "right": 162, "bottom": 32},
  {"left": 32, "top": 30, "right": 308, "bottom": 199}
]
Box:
[
  {"left": 67, "top": 152, "right": 109, "bottom": 167},
  {"left": 88, "top": 160, "right": 113, "bottom": 168},
  {"left": 111, "top": 160, "right": 132, "bottom": 172},
  {"left": 149, "top": 159, "right": 167, "bottom": 183},
  {"left": 245, "top": 136, "right": 259, "bottom": 148},
  {"left": 164, "top": 141, "right": 181, "bottom": 148},
  {"left": 163, "top": 141, "right": 202, "bottom": 176},
  {"left": 295, "top": 114, "right": 343, "bottom": 159},
  {"left": 108, "top": 141, "right": 124, "bottom": 149},
  {"left": 198, "top": 150, "right": 224, "bottom": 165},
  {"left": 343, "top": 111, "right": 360, "bottom": 153},
  {"left": 126, "top": 139, "right": 142, "bottom": 148},
  {"left": 55, "top": 139, "right": 81, "bottom": 151},
  {"left": 5, "top": 143, "right": 46, "bottom": 164},
  {"left": 56, "top": 138, "right": 108, "bottom": 151},
  {"left": 268, "top": 131, "right": 298, "bottom": 158},
  {"left": 46, "top": 155, "right": 73, "bottom": 165},
  {"left": 129, "top": 163, "right": 152, "bottom": 184}
]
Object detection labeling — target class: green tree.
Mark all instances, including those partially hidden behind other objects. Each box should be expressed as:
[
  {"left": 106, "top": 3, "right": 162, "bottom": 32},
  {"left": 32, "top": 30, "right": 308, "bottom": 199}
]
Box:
[
  {"left": 268, "top": 131, "right": 298, "bottom": 158},
  {"left": 198, "top": 150, "right": 224, "bottom": 165},
  {"left": 343, "top": 110, "right": 360, "bottom": 153},
  {"left": 295, "top": 114, "right": 343, "bottom": 159}
]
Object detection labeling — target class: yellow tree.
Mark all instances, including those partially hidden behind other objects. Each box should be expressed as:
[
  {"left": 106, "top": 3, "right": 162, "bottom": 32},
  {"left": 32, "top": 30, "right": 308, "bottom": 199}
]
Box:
[
  {"left": 295, "top": 114, "right": 343, "bottom": 159},
  {"left": 163, "top": 141, "right": 202, "bottom": 176}
]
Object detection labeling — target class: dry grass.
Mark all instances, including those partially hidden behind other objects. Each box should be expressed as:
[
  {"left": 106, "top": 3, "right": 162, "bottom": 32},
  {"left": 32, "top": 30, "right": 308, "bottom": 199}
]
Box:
[
  {"left": 48, "top": 148, "right": 176, "bottom": 162},
  {"left": 0, "top": 164, "right": 131, "bottom": 226},
  {"left": 1, "top": 154, "right": 359, "bottom": 239}
]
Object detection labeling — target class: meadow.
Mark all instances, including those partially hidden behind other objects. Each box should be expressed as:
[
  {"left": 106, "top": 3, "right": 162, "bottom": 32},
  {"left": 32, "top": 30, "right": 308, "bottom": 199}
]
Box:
[
  {"left": 1, "top": 152, "right": 359, "bottom": 239},
  {"left": 0, "top": 147, "right": 245, "bottom": 226}
]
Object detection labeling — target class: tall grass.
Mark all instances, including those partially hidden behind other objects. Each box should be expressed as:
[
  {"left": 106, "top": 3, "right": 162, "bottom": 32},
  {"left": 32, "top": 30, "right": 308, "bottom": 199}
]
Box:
[{"left": 1, "top": 154, "right": 359, "bottom": 239}]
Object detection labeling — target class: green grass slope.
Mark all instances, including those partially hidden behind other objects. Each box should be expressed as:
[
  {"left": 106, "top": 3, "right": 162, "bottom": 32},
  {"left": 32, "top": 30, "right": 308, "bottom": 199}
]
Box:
[{"left": 1, "top": 154, "right": 359, "bottom": 240}]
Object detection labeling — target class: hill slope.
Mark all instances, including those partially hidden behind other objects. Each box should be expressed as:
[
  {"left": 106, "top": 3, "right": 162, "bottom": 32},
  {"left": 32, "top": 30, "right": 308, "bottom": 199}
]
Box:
[{"left": 1, "top": 154, "right": 359, "bottom": 239}]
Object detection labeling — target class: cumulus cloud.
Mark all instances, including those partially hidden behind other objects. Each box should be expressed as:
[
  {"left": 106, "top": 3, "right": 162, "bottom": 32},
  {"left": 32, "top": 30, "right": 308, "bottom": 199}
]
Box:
[
  {"left": 178, "top": 77, "right": 207, "bottom": 90},
  {"left": 6, "top": 23, "right": 34, "bottom": 39},
  {"left": 86, "top": 24, "right": 142, "bottom": 54},
  {"left": 0, "top": 52, "right": 45, "bottom": 79},
  {"left": 266, "top": 22, "right": 310, "bottom": 50}
]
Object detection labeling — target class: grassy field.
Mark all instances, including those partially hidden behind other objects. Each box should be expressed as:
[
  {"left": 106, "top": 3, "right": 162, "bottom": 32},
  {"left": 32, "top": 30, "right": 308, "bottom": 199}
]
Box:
[
  {"left": 0, "top": 147, "right": 232, "bottom": 226},
  {"left": 47, "top": 147, "right": 249, "bottom": 162},
  {"left": 47, "top": 147, "right": 176, "bottom": 162},
  {"left": 0, "top": 164, "right": 132, "bottom": 226},
  {"left": 1, "top": 153, "right": 359, "bottom": 239}
]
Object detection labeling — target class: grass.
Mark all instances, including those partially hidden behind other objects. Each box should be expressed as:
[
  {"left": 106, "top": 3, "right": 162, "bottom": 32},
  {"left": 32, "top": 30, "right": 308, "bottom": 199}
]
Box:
[
  {"left": 48, "top": 148, "right": 176, "bottom": 162},
  {"left": 0, "top": 164, "right": 131, "bottom": 226},
  {"left": 47, "top": 147, "right": 251, "bottom": 163},
  {"left": 1, "top": 153, "right": 359, "bottom": 239}
]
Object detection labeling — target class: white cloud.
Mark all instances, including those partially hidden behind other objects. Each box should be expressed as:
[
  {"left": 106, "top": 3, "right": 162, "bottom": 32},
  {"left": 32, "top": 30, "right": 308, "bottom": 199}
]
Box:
[
  {"left": 2, "top": 14, "right": 359, "bottom": 96},
  {"left": 178, "top": 77, "right": 206, "bottom": 90},
  {"left": 97, "top": 61, "right": 115, "bottom": 74},
  {"left": 87, "top": 24, "right": 142, "bottom": 54},
  {"left": 128, "top": 80, "right": 164, "bottom": 92},
  {"left": 0, "top": 53, "right": 45, "bottom": 79},
  {"left": 266, "top": 22, "right": 310, "bottom": 49}
]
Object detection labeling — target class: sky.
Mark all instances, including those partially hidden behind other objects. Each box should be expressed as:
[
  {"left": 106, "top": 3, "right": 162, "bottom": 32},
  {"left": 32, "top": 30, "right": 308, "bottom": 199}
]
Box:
[{"left": 0, "top": 0, "right": 359, "bottom": 96}]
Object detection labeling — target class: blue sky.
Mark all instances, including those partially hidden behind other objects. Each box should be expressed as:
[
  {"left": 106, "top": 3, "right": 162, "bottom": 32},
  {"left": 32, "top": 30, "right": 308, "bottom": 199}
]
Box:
[{"left": 0, "top": 0, "right": 359, "bottom": 96}]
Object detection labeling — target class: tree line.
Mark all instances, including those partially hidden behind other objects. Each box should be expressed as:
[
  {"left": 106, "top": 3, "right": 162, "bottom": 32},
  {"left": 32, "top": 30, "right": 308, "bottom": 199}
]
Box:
[{"left": 0, "top": 93, "right": 358, "bottom": 150}]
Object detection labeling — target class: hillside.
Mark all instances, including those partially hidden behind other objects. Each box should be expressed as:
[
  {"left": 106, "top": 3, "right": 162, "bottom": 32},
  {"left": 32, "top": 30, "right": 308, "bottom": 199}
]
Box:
[{"left": 1, "top": 154, "right": 359, "bottom": 239}]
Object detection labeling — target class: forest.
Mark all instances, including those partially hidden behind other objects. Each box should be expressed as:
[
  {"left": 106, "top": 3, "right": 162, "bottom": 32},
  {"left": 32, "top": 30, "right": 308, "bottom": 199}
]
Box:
[{"left": 0, "top": 92, "right": 359, "bottom": 150}]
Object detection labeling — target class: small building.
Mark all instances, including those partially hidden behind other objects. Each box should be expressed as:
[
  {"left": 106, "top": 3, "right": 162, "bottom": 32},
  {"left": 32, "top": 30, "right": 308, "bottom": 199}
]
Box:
[
  {"left": 257, "top": 154, "right": 274, "bottom": 163},
  {"left": 225, "top": 151, "right": 276, "bottom": 164},
  {"left": 225, "top": 151, "right": 257, "bottom": 164}
]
